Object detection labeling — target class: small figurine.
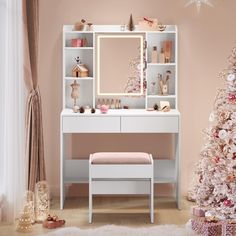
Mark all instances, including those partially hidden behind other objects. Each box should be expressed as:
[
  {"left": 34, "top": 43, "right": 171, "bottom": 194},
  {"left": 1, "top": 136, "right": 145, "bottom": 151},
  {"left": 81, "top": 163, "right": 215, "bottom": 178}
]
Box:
[
  {"left": 153, "top": 103, "right": 159, "bottom": 111},
  {"left": 79, "top": 106, "right": 85, "bottom": 113},
  {"left": 157, "top": 22, "right": 166, "bottom": 32},
  {"left": 70, "top": 80, "right": 80, "bottom": 107},
  {"left": 74, "top": 19, "right": 86, "bottom": 31},
  {"left": 72, "top": 57, "right": 89, "bottom": 77},
  {"left": 128, "top": 14, "right": 134, "bottom": 31}
]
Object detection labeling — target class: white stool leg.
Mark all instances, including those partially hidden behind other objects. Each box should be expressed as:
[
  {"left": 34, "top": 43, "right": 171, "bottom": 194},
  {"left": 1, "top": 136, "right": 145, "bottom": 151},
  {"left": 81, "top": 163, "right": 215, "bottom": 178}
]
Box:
[
  {"left": 150, "top": 178, "right": 154, "bottom": 223},
  {"left": 89, "top": 187, "right": 92, "bottom": 223},
  {"left": 89, "top": 162, "right": 92, "bottom": 223}
]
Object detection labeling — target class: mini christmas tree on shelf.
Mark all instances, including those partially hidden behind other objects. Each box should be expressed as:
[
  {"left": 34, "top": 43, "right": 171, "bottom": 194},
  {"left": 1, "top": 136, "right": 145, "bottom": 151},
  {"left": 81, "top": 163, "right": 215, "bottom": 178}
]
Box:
[{"left": 189, "top": 46, "right": 236, "bottom": 220}]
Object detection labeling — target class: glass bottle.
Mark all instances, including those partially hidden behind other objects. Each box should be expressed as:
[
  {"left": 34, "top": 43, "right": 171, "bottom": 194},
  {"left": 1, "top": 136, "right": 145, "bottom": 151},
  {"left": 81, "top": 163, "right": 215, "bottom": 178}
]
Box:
[
  {"left": 159, "top": 48, "right": 165, "bottom": 63},
  {"left": 23, "top": 191, "right": 35, "bottom": 224},
  {"left": 97, "top": 98, "right": 101, "bottom": 109},
  {"left": 35, "top": 181, "right": 50, "bottom": 223},
  {"left": 150, "top": 81, "right": 156, "bottom": 95},
  {"left": 151, "top": 46, "right": 158, "bottom": 63}
]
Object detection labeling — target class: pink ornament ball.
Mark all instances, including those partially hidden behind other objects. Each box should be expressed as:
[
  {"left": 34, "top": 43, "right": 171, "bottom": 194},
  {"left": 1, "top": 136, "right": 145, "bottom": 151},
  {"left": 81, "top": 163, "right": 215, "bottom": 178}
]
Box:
[
  {"left": 223, "top": 199, "right": 232, "bottom": 207},
  {"left": 213, "top": 156, "right": 220, "bottom": 163},
  {"left": 228, "top": 94, "right": 236, "bottom": 102},
  {"left": 100, "top": 105, "right": 109, "bottom": 114}
]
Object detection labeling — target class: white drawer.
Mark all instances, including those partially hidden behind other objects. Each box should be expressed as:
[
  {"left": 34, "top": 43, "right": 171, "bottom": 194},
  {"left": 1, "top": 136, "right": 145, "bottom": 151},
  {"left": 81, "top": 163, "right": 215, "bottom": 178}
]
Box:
[
  {"left": 62, "top": 116, "right": 120, "bottom": 133},
  {"left": 121, "top": 116, "right": 179, "bottom": 133}
]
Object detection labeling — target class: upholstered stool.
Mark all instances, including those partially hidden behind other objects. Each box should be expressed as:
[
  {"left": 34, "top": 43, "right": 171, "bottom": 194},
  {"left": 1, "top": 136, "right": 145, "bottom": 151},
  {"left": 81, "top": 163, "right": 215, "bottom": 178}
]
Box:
[{"left": 89, "top": 152, "right": 154, "bottom": 223}]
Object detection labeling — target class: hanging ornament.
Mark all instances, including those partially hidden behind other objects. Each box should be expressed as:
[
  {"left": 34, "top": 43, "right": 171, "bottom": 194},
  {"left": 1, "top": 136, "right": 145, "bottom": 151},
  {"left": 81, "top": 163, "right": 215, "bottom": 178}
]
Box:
[
  {"left": 227, "top": 73, "right": 236, "bottom": 82},
  {"left": 209, "top": 112, "right": 215, "bottom": 122},
  {"left": 185, "top": 0, "right": 214, "bottom": 12},
  {"left": 228, "top": 94, "right": 236, "bottom": 102},
  {"left": 223, "top": 199, "right": 232, "bottom": 207},
  {"left": 218, "top": 129, "right": 228, "bottom": 139},
  {"left": 212, "top": 156, "right": 220, "bottom": 164}
]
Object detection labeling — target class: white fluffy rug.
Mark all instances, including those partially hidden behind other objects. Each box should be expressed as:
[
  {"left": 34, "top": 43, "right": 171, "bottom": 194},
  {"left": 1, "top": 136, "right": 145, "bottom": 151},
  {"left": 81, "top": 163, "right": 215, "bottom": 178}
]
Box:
[{"left": 41, "top": 223, "right": 196, "bottom": 236}]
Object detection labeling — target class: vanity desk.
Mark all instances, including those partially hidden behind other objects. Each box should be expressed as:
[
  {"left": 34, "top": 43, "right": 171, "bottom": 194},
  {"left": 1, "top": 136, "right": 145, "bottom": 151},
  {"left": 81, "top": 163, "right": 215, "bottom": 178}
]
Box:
[
  {"left": 60, "top": 108, "right": 180, "bottom": 209},
  {"left": 61, "top": 25, "right": 180, "bottom": 210}
]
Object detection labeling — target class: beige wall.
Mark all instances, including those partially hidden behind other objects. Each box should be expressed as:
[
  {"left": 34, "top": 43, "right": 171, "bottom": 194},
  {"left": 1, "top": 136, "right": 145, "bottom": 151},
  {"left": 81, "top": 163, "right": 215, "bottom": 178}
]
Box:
[{"left": 39, "top": 0, "right": 236, "bottom": 196}]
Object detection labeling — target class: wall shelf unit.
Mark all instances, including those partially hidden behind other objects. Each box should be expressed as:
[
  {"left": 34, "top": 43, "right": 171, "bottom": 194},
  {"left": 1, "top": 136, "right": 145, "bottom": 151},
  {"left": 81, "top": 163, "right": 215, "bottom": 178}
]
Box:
[{"left": 63, "top": 24, "right": 178, "bottom": 110}]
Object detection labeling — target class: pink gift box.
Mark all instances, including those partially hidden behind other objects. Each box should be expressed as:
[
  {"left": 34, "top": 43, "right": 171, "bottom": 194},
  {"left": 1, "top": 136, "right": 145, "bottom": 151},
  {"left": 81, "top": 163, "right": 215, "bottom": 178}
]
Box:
[
  {"left": 222, "top": 221, "right": 236, "bottom": 236},
  {"left": 71, "top": 38, "right": 83, "bottom": 47},
  {"left": 191, "top": 218, "right": 222, "bottom": 236},
  {"left": 191, "top": 206, "right": 207, "bottom": 217}
]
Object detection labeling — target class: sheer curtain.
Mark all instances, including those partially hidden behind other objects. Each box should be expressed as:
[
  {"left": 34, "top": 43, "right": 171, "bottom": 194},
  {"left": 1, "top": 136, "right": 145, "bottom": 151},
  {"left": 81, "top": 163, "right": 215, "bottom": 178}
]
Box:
[{"left": 0, "top": 0, "right": 26, "bottom": 222}]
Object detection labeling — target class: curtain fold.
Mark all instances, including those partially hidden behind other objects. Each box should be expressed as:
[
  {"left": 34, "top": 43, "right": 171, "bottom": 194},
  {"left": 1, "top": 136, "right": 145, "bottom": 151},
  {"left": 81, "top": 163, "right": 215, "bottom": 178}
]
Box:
[{"left": 23, "top": 0, "right": 46, "bottom": 191}]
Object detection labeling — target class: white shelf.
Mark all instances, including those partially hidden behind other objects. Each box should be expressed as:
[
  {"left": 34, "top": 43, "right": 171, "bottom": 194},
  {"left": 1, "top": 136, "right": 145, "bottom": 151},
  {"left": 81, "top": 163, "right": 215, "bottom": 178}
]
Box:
[
  {"left": 147, "top": 95, "right": 176, "bottom": 98},
  {"left": 63, "top": 25, "right": 177, "bottom": 33},
  {"left": 64, "top": 177, "right": 88, "bottom": 184},
  {"left": 65, "top": 30, "right": 93, "bottom": 34},
  {"left": 148, "top": 63, "right": 176, "bottom": 66},
  {"left": 65, "top": 47, "right": 93, "bottom": 50},
  {"left": 147, "top": 31, "right": 176, "bottom": 34},
  {"left": 154, "top": 177, "right": 176, "bottom": 184},
  {"left": 65, "top": 77, "right": 93, "bottom": 80}
]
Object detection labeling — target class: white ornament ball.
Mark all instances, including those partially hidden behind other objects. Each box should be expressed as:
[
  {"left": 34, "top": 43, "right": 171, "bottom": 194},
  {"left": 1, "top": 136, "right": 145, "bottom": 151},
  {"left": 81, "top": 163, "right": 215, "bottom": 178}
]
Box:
[
  {"left": 209, "top": 112, "right": 215, "bottom": 122},
  {"left": 228, "top": 85, "right": 236, "bottom": 92},
  {"left": 218, "top": 129, "right": 228, "bottom": 139},
  {"left": 227, "top": 73, "right": 236, "bottom": 82}
]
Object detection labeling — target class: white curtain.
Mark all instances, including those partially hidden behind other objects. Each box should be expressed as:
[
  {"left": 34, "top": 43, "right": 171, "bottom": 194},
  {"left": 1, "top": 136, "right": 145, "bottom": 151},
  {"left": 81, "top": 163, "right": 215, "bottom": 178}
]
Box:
[{"left": 0, "top": 0, "right": 26, "bottom": 222}]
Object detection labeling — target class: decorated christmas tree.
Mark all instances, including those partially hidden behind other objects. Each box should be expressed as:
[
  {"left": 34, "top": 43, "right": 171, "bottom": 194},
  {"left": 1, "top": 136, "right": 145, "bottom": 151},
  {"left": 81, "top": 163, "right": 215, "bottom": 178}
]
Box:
[{"left": 190, "top": 46, "right": 236, "bottom": 219}]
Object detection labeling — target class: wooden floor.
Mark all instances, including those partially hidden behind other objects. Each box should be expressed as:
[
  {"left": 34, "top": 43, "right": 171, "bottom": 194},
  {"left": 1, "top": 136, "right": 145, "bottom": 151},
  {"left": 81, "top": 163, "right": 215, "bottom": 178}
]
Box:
[{"left": 0, "top": 196, "right": 194, "bottom": 236}]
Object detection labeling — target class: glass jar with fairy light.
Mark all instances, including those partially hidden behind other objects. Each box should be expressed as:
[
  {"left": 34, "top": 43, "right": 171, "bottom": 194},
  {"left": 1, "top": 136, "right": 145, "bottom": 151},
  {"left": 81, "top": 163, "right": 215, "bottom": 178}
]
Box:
[
  {"left": 35, "top": 181, "right": 50, "bottom": 222},
  {"left": 23, "top": 190, "right": 35, "bottom": 224}
]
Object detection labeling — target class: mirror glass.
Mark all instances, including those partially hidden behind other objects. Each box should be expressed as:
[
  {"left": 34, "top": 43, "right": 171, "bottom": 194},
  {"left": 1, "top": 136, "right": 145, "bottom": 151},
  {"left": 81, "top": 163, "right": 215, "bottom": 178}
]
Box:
[{"left": 96, "top": 34, "right": 144, "bottom": 96}]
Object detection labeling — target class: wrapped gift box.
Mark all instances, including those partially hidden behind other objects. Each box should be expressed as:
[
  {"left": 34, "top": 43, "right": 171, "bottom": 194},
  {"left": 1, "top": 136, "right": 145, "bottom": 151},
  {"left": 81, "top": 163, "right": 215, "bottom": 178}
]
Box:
[
  {"left": 138, "top": 17, "right": 158, "bottom": 31},
  {"left": 71, "top": 38, "right": 83, "bottom": 47},
  {"left": 222, "top": 221, "right": 236, "bottom": 236},
  {"left": 43, "top": 219, "right": 65, "bottom": 229},
  {"left": 191, "top": 218, "right": 222, "bottom": 236},
  {"left": 191, "top": 206, "right": 207, "bottom": 217}
]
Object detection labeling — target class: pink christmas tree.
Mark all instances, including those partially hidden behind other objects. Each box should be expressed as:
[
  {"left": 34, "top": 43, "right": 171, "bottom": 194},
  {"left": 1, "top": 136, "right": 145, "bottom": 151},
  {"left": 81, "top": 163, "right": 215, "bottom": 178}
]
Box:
[{"left": 190, "top": 46, "right": 236, "bottom": 219}]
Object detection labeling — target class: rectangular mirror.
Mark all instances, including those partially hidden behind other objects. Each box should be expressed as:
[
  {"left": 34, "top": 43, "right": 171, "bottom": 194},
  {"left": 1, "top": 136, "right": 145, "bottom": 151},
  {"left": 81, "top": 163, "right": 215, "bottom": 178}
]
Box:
[{"left": 96, "top": 34, "right": 144, "bottom": 96}]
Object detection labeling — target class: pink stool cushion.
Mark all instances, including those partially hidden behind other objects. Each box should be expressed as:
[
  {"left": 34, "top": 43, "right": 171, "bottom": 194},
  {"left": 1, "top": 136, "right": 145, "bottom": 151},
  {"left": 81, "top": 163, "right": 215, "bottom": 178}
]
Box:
[{"left": 91, "top": 152, "right": 151, "bottom": 164}]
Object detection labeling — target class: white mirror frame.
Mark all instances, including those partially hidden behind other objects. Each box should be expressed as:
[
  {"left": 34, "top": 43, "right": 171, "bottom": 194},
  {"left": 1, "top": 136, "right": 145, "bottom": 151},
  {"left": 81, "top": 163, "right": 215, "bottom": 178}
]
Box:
[{"left": 96, "top": 34, "right": 144, "bottom": 96}]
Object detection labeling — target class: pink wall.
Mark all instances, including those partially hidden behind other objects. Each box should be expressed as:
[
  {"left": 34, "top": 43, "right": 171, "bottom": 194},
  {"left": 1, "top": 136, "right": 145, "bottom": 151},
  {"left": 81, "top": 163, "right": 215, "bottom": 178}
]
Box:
[{"left": 38, "top": 0, "right": 236, "bottom": 196}]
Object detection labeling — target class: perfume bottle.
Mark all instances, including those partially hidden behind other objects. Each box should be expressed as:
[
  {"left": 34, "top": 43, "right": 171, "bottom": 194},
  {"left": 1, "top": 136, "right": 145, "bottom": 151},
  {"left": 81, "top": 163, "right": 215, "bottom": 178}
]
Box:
[
  {"left": 159, "top": 48, "right": 165, "bottom": 64},
  {"left": 106, "top": 99, "right": 110, "bottom": 108},
  {"left": 151, "top": 46, "right": 158, "bottom": 63},
  {"left": 97, "top": 98, "right": 101, "bottom": 109},
  {"left": 110, "top": 99, "right": 115, "bottom": 109},
  {"left": 150, "top": 81, "right": 156, "bottom": 95}
]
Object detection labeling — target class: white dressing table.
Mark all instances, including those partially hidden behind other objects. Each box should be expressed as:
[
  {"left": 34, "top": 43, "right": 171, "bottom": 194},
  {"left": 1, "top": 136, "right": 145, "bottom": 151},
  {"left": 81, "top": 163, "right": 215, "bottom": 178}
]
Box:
[
  {"left": 61, "top": 24, "right": 180, "bottom": 211},
  {"left": 60, "top": 108, "right": 180, "bottom": 209}
]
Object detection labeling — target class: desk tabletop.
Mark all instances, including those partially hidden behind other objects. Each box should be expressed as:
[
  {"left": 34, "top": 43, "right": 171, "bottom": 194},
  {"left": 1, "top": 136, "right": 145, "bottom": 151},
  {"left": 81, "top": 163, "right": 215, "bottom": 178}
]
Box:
[{"left": 61, "top": 108, "right": 180, "bottom": 117}]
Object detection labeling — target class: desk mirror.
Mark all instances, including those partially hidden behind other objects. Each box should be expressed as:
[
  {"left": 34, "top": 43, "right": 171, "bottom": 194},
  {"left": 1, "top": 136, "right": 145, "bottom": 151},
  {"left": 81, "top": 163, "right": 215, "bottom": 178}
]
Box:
[{"left": 96, "top": 34, "right": 144, "bottom": 96}]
